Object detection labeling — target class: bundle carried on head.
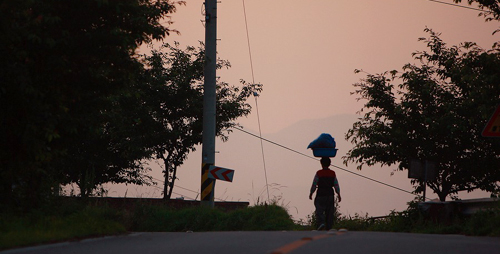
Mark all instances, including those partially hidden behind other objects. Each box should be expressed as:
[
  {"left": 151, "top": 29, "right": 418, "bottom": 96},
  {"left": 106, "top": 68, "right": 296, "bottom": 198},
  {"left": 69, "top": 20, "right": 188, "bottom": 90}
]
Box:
[{"left": 308, "top": 133, "right": 337, "bottom": 158}]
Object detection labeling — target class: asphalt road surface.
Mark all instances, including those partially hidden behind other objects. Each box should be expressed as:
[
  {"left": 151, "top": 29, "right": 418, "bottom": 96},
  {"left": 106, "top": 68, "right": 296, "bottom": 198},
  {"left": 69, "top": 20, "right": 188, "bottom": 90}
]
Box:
[{"left": 3, "top": 230, "right": 500, "bottom": 254}]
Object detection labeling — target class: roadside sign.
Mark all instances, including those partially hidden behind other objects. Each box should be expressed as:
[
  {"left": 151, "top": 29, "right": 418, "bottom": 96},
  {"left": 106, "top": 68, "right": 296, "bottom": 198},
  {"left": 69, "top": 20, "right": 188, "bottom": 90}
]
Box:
[
  {"left": 408, "top": 159, "right": 437, "bottom": 180},
  {"left": 208, "top": 166, "right": 234, "bottom": 182},
  {"left": 408, "top": 159, "right": 423, "bottom": 179},
  {"left": 482, "top": 105, "right": 500, "bottom": 137}
]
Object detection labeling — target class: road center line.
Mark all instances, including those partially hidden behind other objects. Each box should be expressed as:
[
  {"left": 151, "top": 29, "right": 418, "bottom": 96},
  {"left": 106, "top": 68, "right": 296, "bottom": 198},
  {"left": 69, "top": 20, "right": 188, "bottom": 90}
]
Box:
[{"left": 270, "top": 234, "right": 333, "bottom": 254}]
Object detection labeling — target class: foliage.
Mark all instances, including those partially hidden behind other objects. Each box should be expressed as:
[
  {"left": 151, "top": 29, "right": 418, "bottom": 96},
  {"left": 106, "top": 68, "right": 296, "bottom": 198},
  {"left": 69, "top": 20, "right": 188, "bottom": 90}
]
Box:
[
  {"left": 462, "top": 202, "right": 500, "bottom": 236},
  {"left": 0, "top": 0, "right": 185, "bottom": 207},
  {"left": 454, "top": 0, "right": 500, "bottom": 34},
  {"left": 344, "top": 28, "right": 500, "bottom": 201},
  {"left": 131, "top": 203, "right": 294, "bottom": 232},
  {"left": 395, "top": 201, "right": 500, "bottom": 236},
  {"left": 137, "top": 42, "right": 262, "bottom": 199},
  {"left": 0, "top": 0, "right": 262, "bottom": 206},
  {"left": 0, "top": 205, "right": 126, "bottom": 250},
  {"left": 3, "top": 200, "right": 500, "bottom": 250},
  {"left": 367, "top": 199, "right": 427, "bottom": 233},
  {"left": 0, "top": 200, "right": 295, "bottom": 250},
  {"left": 304, "top": 199, "right": 500, "bottom": 237}
]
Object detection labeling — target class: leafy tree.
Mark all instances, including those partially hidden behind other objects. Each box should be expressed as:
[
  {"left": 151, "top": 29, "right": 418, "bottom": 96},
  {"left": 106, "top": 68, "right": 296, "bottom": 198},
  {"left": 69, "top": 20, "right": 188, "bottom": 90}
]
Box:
[
  {"left": 137, "top": 43, "right": 262, "bottom": 199},
  {"left": 454, "top": 0, "right": 500, "bottom": 20},
  {"left": 0, "top": 0, "right": 183, "bottom": 206},
  {"left": 454, "top": 0, "right": 500, "bottom": 33},
  {"left": 344, "top": 28, "right": 500, "bottom": 201}
]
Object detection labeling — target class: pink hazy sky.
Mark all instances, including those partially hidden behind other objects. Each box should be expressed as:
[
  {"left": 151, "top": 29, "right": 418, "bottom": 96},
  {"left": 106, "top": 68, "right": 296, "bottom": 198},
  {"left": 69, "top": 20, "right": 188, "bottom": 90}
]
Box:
[
  {"left": 163, "top": 0, "right": 499, "bottom": 133},
  {"left": 109, "top": 0, "right": 499, "bottom": 220}
]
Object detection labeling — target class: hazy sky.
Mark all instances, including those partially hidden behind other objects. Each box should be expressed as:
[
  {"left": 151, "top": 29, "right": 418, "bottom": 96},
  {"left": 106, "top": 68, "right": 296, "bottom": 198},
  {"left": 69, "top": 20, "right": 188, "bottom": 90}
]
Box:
[
  {"left": 110, "top": 0, "right": 499, "bottom": 221},
  {"left": 162, "top": 0, "right": 499, "bottom": 133}
]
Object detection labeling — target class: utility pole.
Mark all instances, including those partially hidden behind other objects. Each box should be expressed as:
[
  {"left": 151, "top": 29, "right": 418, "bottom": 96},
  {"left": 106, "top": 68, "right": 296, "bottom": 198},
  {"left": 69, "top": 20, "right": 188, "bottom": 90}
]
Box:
[{"left": 200, "top": 0, "right": 217, "bottom": 208}]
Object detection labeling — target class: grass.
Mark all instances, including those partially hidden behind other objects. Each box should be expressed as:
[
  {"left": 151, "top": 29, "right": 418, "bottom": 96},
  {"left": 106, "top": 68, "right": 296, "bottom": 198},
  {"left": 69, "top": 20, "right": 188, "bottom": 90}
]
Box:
[
  {"left": 0, "top": 199, "right": 296, "bottom": 251},
  {"left": 328, "top": 200, "right": 500, "bottom": 237},
  {"left": 2, "top": 198, "right": 499, "bottom": 251},
  {"left": 0, "top": 206, "right": 126, "bottom": 250},
  {"left": 130, "top": 202, "right": 296, "bottom": 232}
]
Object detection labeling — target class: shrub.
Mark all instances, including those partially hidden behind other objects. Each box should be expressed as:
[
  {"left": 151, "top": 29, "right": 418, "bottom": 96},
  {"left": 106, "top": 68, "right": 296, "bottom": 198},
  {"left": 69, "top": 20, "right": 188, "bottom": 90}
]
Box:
[
  {"left": 0, "top": 206, "right": 126, "bottom": 250},
  {"left": 130, "top": 203, "right": 295, "bottom": 232},
  {"left": 463, "top": 204, "right": 500, "bottom": 236}
]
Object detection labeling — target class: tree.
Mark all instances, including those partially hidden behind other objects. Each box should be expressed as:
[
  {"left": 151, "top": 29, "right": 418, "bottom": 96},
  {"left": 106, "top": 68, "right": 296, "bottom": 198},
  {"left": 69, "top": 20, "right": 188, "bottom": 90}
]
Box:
[
  {"left": 454, "top": 0, "right": 500, "bottom": 33},
  {"left": 0, "top": 0, "right": 183, "bottom": 206},
  {"left": 344, "top": 28, "right": 500, "bottom": 201},
  {"left": 454, "top": 0, "right": 500, "bottom": 20},
  {"left": 138, "top": 42, "right": 262, "bottom": 199}
]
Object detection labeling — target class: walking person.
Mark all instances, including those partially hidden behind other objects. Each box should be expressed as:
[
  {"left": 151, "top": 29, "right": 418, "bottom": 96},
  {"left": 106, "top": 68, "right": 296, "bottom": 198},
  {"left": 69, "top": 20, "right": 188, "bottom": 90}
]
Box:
[{"left": 309, "top": 157, "right": 341, "bottom": 230}]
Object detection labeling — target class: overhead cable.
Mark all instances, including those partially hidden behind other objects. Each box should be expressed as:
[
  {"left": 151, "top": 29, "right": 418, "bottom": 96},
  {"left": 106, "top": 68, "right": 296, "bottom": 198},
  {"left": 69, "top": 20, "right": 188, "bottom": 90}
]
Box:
[
  {"left": 428, "top": 0, "right": 492, "bottom": 12},
  {"left": 232, "top": 126, "right": 430, "bottom": 200},
  {"left": 242, "top": 0, "right": 270, "bottom": 202}
]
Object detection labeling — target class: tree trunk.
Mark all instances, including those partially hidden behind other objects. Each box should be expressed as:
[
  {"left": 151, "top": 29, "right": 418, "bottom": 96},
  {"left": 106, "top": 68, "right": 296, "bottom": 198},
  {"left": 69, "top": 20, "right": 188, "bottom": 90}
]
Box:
[
  {"left": 437, "top": 191, "right": 447, "bottom": 202},
  {"left": 77, "top": 182, "right": 88, "bottom": 199},
  {"left": 167, "top": 165, "right": 178, "bottom": 199},
  {"left": 162, "top": 152, "right": 179, "bottom": 200},
  {"left": 162, "top": 156, "right": 170, "bottom": 200},
  {"left": 435, "top": 181, "right": 450, "bottom": 202},
  {"left": 78, "top": 173, "right": 87, "bottom": 198},
  {"left": 78, "top": 166, "right": 96, "bottom": 199}
]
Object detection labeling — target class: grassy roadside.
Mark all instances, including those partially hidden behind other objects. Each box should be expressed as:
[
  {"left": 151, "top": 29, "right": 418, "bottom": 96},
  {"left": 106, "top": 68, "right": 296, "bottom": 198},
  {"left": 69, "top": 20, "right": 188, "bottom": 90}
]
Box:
[
  {"left": 0, "top": 201, "right": 296, "bottom": 251},
  {"left": 0, "top": 205, "right": 127, "bottom": 250},
  {"left": 129, "top": 203, "right": 296, "bottom": 232},
  {"left": 2, "top": 199, "right": 499, "bottom": 251},
  {"left": 331, "top": 201, "right": 500, "bottom": 237}
]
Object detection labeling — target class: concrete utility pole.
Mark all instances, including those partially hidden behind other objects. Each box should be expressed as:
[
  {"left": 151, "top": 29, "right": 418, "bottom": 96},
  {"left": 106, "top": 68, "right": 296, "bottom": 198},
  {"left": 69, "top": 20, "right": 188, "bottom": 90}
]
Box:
[{"left": 200, "top": 0, "right": 217, "bottom": 207}]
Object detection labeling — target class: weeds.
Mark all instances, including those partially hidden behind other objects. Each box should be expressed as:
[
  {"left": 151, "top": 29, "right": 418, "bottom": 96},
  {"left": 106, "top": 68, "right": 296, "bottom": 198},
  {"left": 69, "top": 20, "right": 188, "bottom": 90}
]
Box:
[
  {"left": 462, "top": 205, "right": 500, "bottom": 236},
  {"left": 0, "top": 206, "right": 126, "bottom": 250},
  {"left": 3, "top": 198, "right": 499, "bottom": 251},
  {"left": 312, "top": 199, "right": 500, "bottom": 237},
  {"left": 131, "top": 202, "right": 295, "bottom": 232},
  {"left": 0, "top": 200, "right": 296, "bottom": 251}
]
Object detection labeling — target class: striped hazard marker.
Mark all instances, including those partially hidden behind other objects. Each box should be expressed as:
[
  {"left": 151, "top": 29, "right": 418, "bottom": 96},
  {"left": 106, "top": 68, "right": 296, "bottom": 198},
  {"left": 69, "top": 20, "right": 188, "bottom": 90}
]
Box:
[
  {"left": 201, "top": 163, "right": 215, "bottom": 202},
  {"left": 208, "top": 165, "right": 235, "bottom": 182}
]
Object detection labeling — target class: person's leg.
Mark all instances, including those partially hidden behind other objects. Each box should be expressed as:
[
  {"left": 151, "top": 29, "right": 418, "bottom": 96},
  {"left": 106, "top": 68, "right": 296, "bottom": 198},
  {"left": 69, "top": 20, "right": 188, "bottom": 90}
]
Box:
[
  {"left": 325, "top": 196, "right": 334, "bottom": 230},
  {"left": 314, "top": 196, "right": 326, "bottom": 230}
]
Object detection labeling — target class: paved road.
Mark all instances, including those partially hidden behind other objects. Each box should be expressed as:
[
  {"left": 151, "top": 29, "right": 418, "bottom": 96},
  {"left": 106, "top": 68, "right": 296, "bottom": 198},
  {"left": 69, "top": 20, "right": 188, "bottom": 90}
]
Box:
[{"left": 2, "top": 230, "right": 499, "bottom": 254}]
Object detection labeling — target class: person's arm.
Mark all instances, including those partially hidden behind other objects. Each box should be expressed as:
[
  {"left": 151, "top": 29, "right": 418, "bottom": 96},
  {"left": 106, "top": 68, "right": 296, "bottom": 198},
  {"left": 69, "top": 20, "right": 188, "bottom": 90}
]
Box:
[
  {"left": 334, "top": 177, "right": 341, "bottom": 202},
  {"left": 309, "top": 174, "right": 318, "bottom": 200}
]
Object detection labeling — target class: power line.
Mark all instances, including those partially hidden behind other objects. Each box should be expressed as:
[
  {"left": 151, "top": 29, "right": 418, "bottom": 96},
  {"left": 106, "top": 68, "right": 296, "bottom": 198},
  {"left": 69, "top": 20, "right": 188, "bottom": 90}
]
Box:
[
  {"left": 242, "top": 0, "right": 256, "bottom": 84},
  {"left": 150, "top": 184, "right": 196, "bottom": 200},
  {"left": 427, "top": 0, "right": 492, "bottom": 12},
  {"left": 254, "top": 96, "right": 270, "bottom": 202},
  {"left": 153, "top": 172, "right": 233, "bottom": 201},
  {"left": 175, "top": 185, "right": 199, "bottom": 194},
  {"left": 152, "top": 176, "right": 229, "bottom": 201},
  {"left": 242, "top": 0, "right": 270, "bottom": 202},
  {"left": 232, "top": 126, "right": 430, "bottom": 200},
  {"left": 152, "top": 176, "right": 199, "bottom": 194},
  {"left": 172, "top": 191, "right": 195, "bottom": 200}
]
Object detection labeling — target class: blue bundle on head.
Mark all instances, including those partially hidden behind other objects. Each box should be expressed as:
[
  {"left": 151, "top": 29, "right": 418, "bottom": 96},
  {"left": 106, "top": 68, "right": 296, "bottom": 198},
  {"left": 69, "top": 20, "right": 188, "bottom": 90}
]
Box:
[
  {"left": 307, "top": 133, "right": 336, "bottom": 149},
  {"left": 308, "top": 133, "right": 338, "bottom": 158}
]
